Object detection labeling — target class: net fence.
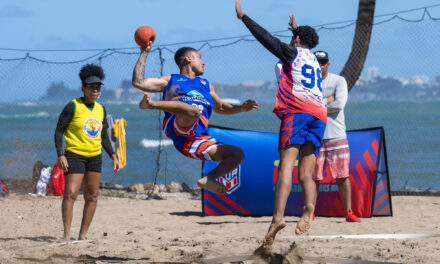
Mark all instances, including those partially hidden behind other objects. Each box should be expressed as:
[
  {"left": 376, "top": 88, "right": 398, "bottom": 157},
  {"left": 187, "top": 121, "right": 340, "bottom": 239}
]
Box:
[{"left": 0, "top": 5, "right": 439, "bottom": 191}]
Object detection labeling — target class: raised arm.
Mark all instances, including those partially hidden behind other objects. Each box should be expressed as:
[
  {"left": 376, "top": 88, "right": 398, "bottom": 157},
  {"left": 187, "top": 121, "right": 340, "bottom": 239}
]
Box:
[
  {"left": 210, "top": 83, "right": 259, "bottom": 115},
  {"left": 235, "top": 0, "right": 295, "bottom": 64},
  {"left": 132, "top": 41, "right": 170, "bottom": 93}
]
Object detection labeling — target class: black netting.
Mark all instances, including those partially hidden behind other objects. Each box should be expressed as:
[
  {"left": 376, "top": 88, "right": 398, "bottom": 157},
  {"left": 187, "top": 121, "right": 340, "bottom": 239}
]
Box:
[{"left": 0, "top": 6, "right": 439, "bottom": 191}]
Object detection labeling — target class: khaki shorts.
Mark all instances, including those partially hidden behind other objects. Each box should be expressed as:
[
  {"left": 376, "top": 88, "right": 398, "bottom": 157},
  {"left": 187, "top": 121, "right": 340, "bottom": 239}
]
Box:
[{"left": 312, "top": 138, "right": 350, "bottom": 181}]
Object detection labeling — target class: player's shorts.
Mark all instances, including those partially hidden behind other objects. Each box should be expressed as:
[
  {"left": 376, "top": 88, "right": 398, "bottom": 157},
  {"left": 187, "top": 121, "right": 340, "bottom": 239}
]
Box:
[
  {"left": 278, "top": 113, "right": 326, "bottom": 156},
  {"left": 163, "top": 115, "right": 222, "bottom": 161},
  {"left": 312, "top": 137, "right": 350, "bottom": 181},
  {"left": 65, "top": 151, "right": 102, "bottom": 174}
]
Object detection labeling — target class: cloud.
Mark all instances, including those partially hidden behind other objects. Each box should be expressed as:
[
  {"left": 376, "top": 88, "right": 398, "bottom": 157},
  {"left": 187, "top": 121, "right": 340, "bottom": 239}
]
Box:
[{"left": 0, "top": 6, "right": 34, "bottom": 18}]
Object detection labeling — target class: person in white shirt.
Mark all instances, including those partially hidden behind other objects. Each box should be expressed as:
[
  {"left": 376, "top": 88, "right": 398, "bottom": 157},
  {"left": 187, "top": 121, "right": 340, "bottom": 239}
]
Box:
[{"left": 312, "top": 51, "right": 361, "bottom": 222}]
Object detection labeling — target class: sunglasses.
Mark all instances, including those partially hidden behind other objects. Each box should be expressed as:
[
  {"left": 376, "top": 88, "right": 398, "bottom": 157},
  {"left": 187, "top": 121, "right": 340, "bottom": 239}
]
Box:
[{"left": 85, "top": 84, "right": 102, "bottom": 90}]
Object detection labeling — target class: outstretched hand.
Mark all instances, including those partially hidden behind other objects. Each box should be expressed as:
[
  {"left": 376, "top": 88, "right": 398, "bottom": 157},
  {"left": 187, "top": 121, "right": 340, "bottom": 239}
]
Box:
[
  {"left": 235, "top": 0, "right": 245, "bottom": 19},
  {"left": 241, "top": 100, "right": 259, "bottom": 112},
  {"left": 288, "top": 14, "right": 298, "bottom": 32}
]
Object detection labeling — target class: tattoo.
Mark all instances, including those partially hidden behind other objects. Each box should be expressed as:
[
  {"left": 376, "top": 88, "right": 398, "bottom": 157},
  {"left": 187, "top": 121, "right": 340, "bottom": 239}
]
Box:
[{"left": 133, "top": 53, "right": 147, "bottom": 84}]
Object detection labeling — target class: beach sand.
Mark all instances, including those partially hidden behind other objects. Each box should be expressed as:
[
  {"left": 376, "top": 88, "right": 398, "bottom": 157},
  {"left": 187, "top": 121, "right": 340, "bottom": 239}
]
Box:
[{"left": 0, "top": 192, "right": 439, "bottom": 263}]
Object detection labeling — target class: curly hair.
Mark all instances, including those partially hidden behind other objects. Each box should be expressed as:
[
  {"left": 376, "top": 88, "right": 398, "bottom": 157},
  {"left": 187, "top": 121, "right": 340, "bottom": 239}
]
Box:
[
  {"left": 292, "top": 26, "right": 319, "bottom": 49},
  {"left": 174, "top": 47, "right": 198, "bottom": 67},
  {"left": 79, "top": 64, "right": 105, "bottom": 85}
]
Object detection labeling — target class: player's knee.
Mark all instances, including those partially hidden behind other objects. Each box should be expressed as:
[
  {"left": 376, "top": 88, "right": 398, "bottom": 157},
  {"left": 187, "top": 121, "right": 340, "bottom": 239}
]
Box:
[
  {"left": 63, "top": 191, "right": 78, "bottom": 201},
  {"left": 84, "top": 191, "right": 99, "bottom": 203}
]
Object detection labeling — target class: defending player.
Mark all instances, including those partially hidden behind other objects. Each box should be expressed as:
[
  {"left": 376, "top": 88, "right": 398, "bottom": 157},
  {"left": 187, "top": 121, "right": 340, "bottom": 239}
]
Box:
[
  {"left": 132, "top": 43, "right": 259, "bottom": 195},
  {"left": 235, "top": 0, "right": 326, "bottom": 246}
]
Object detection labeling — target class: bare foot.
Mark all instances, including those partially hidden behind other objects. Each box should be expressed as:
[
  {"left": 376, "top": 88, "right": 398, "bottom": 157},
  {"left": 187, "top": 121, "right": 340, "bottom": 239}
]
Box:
[
  {"left": 295, "top": 203, "right": 315, "bottom": 235},
  {"left": 197, "top": 177, "right": 227, "bottom": 195},
  {"left": 139, "top": 93, "right": 155, "bottom": 109},
  {"left": 63, "top": 233, "right": 71, "bottom": 244},
  {"left": 78, "top": 235, "right": 87, "bottom": 240},
  {"left": 263, "top": 221, "right": 287, "bottom": 248}
]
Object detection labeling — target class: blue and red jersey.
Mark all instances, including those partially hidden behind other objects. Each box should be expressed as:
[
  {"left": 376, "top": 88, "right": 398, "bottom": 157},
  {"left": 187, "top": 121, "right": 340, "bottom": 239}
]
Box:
[
  {"left": 162, "top": 74, "right": 221, "bottom": 161},
  {"left": 274, "top": 47, "right": 327, "bottom": 122}
]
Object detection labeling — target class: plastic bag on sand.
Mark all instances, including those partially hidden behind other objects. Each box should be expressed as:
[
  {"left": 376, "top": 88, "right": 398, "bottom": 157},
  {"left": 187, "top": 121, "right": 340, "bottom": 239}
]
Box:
[
  {"left": 0, "top": 181, "right": 8, "bottom": 196},
  {"left": 47, "top": 162, "right": 64, "bottom": 196},
  {"left": 36, "top": 167, "right": 52, "bottom": 196}
]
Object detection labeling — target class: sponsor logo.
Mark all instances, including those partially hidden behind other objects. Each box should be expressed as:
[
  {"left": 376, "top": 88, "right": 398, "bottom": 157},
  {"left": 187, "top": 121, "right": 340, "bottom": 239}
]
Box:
[
  {"left": 219, "top": 165, "right": 241, "bottom": 194},
  {"left": 188, "top": 90, "right": 204, "bottom": 97},
  {"left": 200, "top": 79, "right": 207, "bottom": 86},
  {"left": 83, "top": 118, "right": 101, "bottom": 139}
]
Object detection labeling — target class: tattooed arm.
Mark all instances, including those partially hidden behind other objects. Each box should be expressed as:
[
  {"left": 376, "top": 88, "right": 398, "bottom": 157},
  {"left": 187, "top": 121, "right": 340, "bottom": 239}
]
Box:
[{"left": 132, "top": 40, "right": 170, "bottom": 93}]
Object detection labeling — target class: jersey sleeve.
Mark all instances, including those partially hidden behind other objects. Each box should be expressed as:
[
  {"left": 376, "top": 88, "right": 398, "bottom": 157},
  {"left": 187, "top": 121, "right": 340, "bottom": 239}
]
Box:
[
  {"left": 101, "top": 106, "right": 115, "bottom": 158},
  {"left": 242, "top": 15, "right": 296, "bottom": 65}
]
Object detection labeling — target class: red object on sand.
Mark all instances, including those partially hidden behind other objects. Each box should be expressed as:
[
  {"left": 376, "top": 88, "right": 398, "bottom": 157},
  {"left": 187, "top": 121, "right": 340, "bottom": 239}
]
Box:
[
  {"left": 135, "top": 26, "right": 156, "bottom": 47},
  {"left": 47, "top": 162, "right": 64, "bottom": 196},
  {"left": 0, "top": 181, "right": 8, "bottom": 193}
]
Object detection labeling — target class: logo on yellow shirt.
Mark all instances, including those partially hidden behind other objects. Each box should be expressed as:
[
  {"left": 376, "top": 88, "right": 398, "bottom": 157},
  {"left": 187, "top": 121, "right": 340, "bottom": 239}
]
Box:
[{"left": 83, "top": 118, "right": 101, "bottom": 139}]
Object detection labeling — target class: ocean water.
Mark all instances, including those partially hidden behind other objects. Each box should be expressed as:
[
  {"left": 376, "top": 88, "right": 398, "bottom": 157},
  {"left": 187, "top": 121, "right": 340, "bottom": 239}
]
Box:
[{"left": 0, "top": 101, "right": 438, "bottom": 190}]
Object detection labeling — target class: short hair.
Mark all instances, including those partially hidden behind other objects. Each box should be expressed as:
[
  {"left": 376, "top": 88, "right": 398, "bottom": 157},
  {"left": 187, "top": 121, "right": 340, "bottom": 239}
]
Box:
[
  {"left": 292, "top": 26, "right": 319, "bottom": 49},
  {"left": 79, "top": 64, "right": 105, "bottom": 86},
  {"left": 174, "top": 47, "right": 198, "bottom": 66}
]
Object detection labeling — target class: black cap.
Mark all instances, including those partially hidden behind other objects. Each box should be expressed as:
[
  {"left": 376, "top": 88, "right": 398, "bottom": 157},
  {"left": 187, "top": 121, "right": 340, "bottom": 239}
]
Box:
[
  {"left": 84, "top": 76, "right": 103, "bottom": 84},
  {"left": 314, "top": 50, "right": 329, "bottom": 64}
]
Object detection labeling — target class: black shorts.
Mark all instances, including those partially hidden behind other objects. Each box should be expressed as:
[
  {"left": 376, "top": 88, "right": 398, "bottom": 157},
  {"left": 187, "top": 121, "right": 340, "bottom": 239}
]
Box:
[{"left": 65, "top": 151, "right": 102, "bottom": 174}]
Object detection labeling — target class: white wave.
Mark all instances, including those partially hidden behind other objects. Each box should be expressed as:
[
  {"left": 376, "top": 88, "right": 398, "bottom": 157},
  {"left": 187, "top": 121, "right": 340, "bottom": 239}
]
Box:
[
  {"left": 0, "top": 111, "right": 49, "bottom": 119},
  {"left": 222, "top": 98, "right": 241, "bottom": 105},
  {"left": 18, "top": 102, "right": 38, "bottom": 106},
  {"left": 140, "top": 139, "right": 173, "bottom": 148}
]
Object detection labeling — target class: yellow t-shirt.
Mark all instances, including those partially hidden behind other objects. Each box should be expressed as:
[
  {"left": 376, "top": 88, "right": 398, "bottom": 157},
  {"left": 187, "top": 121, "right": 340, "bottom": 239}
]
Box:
[{"left": 65, "top": 98, "right": 104, "bottom": 157}]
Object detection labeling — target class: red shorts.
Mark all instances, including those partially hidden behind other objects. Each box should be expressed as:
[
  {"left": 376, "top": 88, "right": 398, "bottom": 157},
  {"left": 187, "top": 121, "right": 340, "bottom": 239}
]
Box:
[{"left": 312, "top": 138, "right": 350, "bottom": 181}]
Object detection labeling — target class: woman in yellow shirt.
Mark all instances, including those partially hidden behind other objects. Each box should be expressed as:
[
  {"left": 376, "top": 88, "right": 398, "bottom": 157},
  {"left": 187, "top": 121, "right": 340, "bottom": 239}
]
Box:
[{"left": 54, "top": 64, "right": 120, "bottom": 242}]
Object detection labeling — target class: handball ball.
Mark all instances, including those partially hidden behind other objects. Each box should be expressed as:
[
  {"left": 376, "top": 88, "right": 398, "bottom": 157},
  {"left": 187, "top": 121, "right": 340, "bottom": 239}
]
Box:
[{"left": 134, "top": 26, "right": 156, "bottom": 48}]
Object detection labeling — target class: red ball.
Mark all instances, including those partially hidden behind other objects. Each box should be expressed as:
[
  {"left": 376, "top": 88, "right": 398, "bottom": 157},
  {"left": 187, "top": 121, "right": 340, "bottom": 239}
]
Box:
[{"left": 134, "top": 26, "right": 156, "bottom": 48}]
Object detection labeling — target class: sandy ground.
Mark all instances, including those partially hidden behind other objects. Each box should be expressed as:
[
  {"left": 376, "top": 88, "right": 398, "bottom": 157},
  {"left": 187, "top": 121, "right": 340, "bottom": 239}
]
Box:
[{"left": 0, "top": 193, "right": 439, "bottom": 264}]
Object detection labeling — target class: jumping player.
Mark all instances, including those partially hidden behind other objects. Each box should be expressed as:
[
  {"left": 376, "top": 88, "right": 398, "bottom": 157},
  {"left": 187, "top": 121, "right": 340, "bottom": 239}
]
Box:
[
  {"left": 132, "top": 43, "right": 259, "bottom": 195},
  {"left": 235, "top": 0, "right": 326, "bottom": 246}
]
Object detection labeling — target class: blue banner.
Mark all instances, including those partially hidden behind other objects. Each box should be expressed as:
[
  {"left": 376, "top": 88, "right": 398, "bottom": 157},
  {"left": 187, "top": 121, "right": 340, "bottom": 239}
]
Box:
[{"left": 202, "top": 126, "right": 392, "bottom": 217}]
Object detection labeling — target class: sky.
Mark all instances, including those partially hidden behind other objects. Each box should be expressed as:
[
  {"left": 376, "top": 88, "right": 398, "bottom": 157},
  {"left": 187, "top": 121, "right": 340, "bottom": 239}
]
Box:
[
  {"left": 1, "top": 0, "right": 440, "bottom": 100},
  {"left": 1, "top": 0, "right": 439, "bottom": 50}
]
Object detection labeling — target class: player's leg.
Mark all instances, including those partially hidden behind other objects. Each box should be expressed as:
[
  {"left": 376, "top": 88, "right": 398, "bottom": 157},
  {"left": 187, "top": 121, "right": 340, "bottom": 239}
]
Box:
[
  {"left": 139, "top": 93, "right": 200, "bottom": 127},
  {"left": 295, "top": 141, "right": 318, "bottom": 235},
  {"left": 337, "top": 177, "right": 351, "bottom": 211},
  {"left": 326, "top": 138, "right": 360, "bottom": 222},
  {"left": 197, "top": 144, "right": 244, "bottom": 195},
  {"left": 78, "top": 171, "right": 101, "bottom": 240},
  {"left": 263, "top": 144, "right": 299, "bottom": 248},
  {"left": 337, "top": 177, "right": 361, "bottom": 222},
  {"left": 62, "top": 151, "right": 86, "bottom": 243},
  {"left": 312, "top": 147, "right": 326, "bottom": 207},
  {"left": 62, "top": 174, "right": 84, "bottom": 242}
]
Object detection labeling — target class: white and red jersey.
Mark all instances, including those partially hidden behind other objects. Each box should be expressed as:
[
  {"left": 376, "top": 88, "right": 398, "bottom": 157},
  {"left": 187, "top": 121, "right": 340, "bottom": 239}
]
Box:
[{"left": 274, "top": 47, "right": 327, "bottom": 123}]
